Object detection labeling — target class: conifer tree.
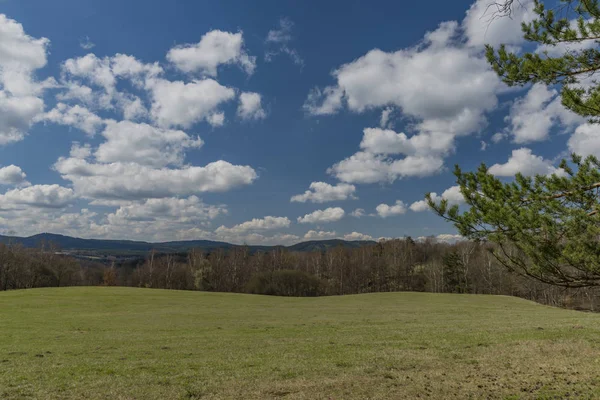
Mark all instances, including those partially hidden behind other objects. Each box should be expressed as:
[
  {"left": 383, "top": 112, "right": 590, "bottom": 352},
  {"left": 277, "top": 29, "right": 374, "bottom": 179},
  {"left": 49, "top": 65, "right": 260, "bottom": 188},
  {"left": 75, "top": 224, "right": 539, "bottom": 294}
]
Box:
[{"left": 430, "top": 0, "right": 600, "bottom": 287}]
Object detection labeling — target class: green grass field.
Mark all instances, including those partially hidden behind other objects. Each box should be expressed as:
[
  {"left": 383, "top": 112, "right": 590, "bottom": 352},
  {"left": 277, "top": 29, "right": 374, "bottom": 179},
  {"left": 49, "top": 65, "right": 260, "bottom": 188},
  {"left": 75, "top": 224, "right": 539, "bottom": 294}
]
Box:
[{"left": 1, "top": 288, "right": 600, "bottom": 399}]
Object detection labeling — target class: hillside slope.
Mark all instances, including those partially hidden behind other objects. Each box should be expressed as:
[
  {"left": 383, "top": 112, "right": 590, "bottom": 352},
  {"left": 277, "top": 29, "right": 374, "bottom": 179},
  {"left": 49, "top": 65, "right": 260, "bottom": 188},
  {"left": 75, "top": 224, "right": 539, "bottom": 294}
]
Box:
[
  {"left": 1, "top": 288, "right": 599, "bottom": 399},
  {"left": 0, "top": 232, "right": 375, "bottom": 255}
]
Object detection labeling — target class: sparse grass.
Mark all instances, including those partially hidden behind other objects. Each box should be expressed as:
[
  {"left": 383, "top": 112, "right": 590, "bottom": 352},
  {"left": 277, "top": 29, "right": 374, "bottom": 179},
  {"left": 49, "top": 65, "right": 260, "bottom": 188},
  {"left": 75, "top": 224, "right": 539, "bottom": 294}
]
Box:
[{"left": 1, "top": 287, "right": 600, "bottom": 399}]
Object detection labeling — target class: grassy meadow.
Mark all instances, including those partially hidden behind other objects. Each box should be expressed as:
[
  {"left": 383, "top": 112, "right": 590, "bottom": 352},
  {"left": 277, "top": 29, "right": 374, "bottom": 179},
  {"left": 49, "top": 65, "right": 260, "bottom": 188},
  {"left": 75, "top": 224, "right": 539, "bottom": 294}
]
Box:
[{"left": 1, "top": 287, "right": 600, "bottom": 399}]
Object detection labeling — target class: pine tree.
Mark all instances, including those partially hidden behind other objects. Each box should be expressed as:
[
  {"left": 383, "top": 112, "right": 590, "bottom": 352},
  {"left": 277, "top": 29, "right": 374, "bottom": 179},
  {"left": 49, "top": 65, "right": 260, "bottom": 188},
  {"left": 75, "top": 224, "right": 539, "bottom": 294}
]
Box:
[
  {"left": 429, "top": 1, "right": 600, "bottom": 287},
  {"left": 487, "top": 0, "right": 600, "bottom": 120}
]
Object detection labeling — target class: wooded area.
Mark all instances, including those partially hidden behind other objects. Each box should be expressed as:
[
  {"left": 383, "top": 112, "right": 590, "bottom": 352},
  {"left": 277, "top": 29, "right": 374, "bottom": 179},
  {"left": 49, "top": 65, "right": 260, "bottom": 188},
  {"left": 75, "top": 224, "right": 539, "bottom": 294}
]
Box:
[{"left": 1, "top": 239, "right": 598, "bottom": 310}]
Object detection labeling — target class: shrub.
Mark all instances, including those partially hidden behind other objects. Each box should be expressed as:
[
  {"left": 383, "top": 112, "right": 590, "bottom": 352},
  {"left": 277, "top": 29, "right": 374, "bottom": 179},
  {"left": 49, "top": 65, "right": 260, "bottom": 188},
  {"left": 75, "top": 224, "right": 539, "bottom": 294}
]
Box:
[{"left": 246, "top": 270, "right": 323, "bottom": 297}]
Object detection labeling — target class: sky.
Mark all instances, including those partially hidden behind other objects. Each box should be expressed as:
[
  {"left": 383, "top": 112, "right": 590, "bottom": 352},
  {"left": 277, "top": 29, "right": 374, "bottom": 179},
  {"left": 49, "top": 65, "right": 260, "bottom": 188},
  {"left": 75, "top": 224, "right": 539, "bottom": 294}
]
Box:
[{"left": 0, "top": 0, "right": 596, "bottom": 245}]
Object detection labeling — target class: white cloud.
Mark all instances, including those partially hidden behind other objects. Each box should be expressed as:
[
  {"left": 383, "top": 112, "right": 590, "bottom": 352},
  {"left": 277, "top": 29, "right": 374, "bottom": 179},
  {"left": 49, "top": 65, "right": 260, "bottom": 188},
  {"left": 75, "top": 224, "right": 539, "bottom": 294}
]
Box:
[
  {"left": 118, "top": 94, "right": 148, "bottom": 120},
  {"left": 411, "top": 185, "right": 465, "bottom": 212},
  {"left": 491, "top": 132, "right": 506, "bottom": 143},
  {"left": 238, "top": 92, "right": 266, "bottom": 120},
  {"left": 303, "top": 86, "right": 343, "bottom": 115},
  {"left": 505, "top": 83, "right": 583, "bottom": 143},
  {"left": 40, "top": 103, "right": 105, "bottom": 136},
  {"left": 54, "top": 157, "right": 258, "bottom": 201},
  {"left": 417, "top": 234, "right": 464, "bottom": 243},
  {"left": 215, "top": 216, "right": 291, "bottom": 236},
  {"left": 439, "top": 185, "right": 464, "bottom": 205},
  {"left": 291, "top": 182, "right": 356, "bottom": 203},
  {"left": 350, "top": 208, "right": 365, "bottom": 218},
  {"left": 297, "top": 207, "right": 345, "bottom": 224},
  {"left": 147, "top": 78, "right": 235, "bottom": 128},
  {"left": 359, "top": 128, "right": 455, "bottom": 156},
  {"left": 216, "top": 232, "right": 300, "bottom": 246},
  {"left": 304, "top": 24, "right": 500, "bottom": 127},
  {"left": 60, "top": 53, "right": 162, "bottom": 111},
  {"left": 0, "top": 184, "right": 75, "bottom": 209},
  {"left": 328, "top": 151, "right": 443, "bottom": 184},
  {"left": 376, "top": 200, "right": 407, "bottom": 218},
  {"left": 0, "top": 14, "right": 51, "bottom": 145},
  {"left": 409, "top": 200, "right": 430, "bottom": 213},
  {"left": 312, "top": 18, "right": 503, "bottom": 182},
  {"left": 56, "top": 82, "right": 94, "bottom": 105},
  {"left": 380, "top": 107, "right": 394, "bottom": 128},
  {"left": 213, "top": 217, "right": 296, "bottom": 244},
  {"left": 489, "top": 148, "right": 565, "bottom": 177},
  {"left": 343, "top": 232, "right": 373, "bottom": 241},
  {"left": 95, "top": 120, "right": 203, "bottom": 167},
  {"left": 63, "top": 53, "right": 115, "bottom": 99},
  {"left": 568, "top": 123, "right": 600, "bottom": 159},
  {"left": 303, "top": 230, "right": 337, "bottom": 240},
  {"left": 0, "top": 208, "right": 101, "bottom": 239},
  {"left": 107, "top": 196, "right": 226, "bottom": 226},
  {"left": 462, "top": 0, "right": 534, "bottom": 48},
  {"left": 0, "top": 165, "right": 29, "bottom": 186},
  {"left": 265, "top": 18, "right": 303, "bottom": 66},
  {"left": 167, "top": 30, "right": 256, "bottom": 76},
  {"left": 207, "top": 112, "right": 225, "bottom": 127},
  {"left": 79, "top": 36, "right": 95, "bottom": 50}
]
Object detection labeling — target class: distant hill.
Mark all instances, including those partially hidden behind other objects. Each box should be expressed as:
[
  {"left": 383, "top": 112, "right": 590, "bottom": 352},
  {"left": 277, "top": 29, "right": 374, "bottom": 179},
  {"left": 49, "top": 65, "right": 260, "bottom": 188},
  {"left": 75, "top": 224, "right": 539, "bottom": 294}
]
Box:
[
  {"left": 0, "top": 232, "right": 376, "bottom": 256},
  {"left": 287, "top": 239, "right": 375, "bottom": 252}
]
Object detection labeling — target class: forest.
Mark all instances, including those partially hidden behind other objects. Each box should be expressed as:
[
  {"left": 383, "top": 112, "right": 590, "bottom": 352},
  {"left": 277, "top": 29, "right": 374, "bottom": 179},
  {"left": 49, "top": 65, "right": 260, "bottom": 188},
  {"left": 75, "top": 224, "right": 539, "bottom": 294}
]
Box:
[{"left": 1, "top": 238, "right": 598, "bottom": 311}]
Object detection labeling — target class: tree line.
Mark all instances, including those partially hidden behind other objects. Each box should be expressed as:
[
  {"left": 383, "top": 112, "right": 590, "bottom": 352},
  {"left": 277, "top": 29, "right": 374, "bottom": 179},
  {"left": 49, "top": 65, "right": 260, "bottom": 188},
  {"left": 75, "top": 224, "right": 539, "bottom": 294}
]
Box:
[{"left": 1, "top": 238, "right": 598, "bottom": 311}]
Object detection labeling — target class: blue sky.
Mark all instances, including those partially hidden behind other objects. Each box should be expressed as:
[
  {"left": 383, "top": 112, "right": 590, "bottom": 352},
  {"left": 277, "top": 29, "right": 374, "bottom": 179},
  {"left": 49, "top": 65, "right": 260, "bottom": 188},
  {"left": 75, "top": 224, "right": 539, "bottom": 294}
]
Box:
[{"left": 0, "top": 0, "right": 595, "bottom": 244}]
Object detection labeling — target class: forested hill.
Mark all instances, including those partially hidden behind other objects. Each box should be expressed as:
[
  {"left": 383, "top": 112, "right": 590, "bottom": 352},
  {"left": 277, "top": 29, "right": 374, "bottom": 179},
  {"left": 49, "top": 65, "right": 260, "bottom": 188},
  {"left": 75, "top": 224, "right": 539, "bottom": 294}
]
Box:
[{"left": 0, "top": 233, "right": 376, "bottom": 255}]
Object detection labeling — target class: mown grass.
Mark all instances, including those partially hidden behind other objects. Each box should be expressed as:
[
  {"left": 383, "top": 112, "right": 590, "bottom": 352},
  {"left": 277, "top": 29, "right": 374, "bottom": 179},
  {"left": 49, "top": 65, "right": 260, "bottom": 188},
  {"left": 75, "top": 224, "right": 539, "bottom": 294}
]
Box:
[{"left": 1, "top": 287, "right": 600, "bottom": 399}]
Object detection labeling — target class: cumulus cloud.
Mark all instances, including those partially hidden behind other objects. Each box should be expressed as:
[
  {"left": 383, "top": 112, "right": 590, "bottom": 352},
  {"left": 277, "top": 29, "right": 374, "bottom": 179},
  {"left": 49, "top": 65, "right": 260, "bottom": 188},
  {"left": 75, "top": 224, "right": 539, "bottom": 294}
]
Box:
[
  {"left": 167, "top": 30, "right": 256, "bottom": 76},
  {"left": 216, "top": 232, "right": 300, "bottom": 246},
  {"left": 380, "top": 107, "right": 394, "bottom": 128},
  {"left": 107, "top": 196, "right": 226, "bottom": 226},
  {"left": 303, "top": 230, "right": 337, "bottom": 240},
  {"left": 60, "top": 53, "right": 162, "bottom": 112},
  {"left": 238, "top": 92, "right": 266, "bottom": 120},
  {"left": 297, "top": 207, "right": 345, "bottom": 224},
  {"left": 215, "top": 216, "right": 291, "bottom": 235},
  {"left": 0, "top": 184, "right": 75, "bottom": 209},
  {"left": 343, "top": 232, "right": 374, "bottom": 241},
  {"left": 94, "top": 120, "right": 203, "bottom": 167},
  {"left": 40, "top": 103, "right": 105, "bottom": 136},
  {"left": 304, "top": 86, "right": 343, "bottom": 116},
  {"left": 568, "top": 123, "right": 600, "bottom": 158},
  {"left": 376, "top": 200, "right": 407, "bottom": 218},
  {"left": 350, "top": 208, "right": 365, "bottom": 218},
  {"left": 0, "top": 14, "right": 52, "bottom": 145},
  {"left": 147, "top": 78, "right": 236, "bottom": 128},
  {"left": 307, "top": 12, "right": 512, "bottom": 182},
  {"left": 462, "top": 0, "right": 534, "bottom": 48},
  {"left": 303, "top": 22, "right": 500, "bottom": 125},
  {"left": 417, "top": 234, "right": 464, "bottom": 243},
  {"left": 54, "top": 157, "right": 258, "bottom": 201},
  {"left": 265, "top": 18, "right": 303, "bottom": 66},
  {"left": 505, "top": 83, "right": 583, "bottom": 143},
  {"left": 328, "top": 151, "right": 443, "bottom": 184},
  {"left": 489, "top": 148, "right": 565, "bottom": 177},
  {"left": 291, "top": 182, "right": 356, "bottom": 203},
  {"left": 410, "top": 185, "right": 464, "bottom": 212},
  {"left": 315, "top": 19, "right": 504, "bottom": 183},
  {"left": 0, "top": 165, "right": 29, "bottom": 186}
]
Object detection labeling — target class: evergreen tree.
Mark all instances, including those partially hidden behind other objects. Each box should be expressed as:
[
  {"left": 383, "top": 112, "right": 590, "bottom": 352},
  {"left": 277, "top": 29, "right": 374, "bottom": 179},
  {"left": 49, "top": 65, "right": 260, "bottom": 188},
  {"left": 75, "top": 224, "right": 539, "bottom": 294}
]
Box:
[
  {"left": 429, "top": 155, "right": 600, "bottom": 287},
  {"left": 487, "top": 0, "right": 600, "bottom": 119},
  {"left": 429, "top": 1, "right": 600, "bottom": 287}
]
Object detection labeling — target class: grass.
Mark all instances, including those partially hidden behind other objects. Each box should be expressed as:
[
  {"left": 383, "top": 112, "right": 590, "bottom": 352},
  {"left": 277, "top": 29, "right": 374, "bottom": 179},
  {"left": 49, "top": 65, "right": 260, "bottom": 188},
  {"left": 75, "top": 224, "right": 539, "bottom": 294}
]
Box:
[{"left": 1, "top": 287, "right": 600, "bottom": 399}]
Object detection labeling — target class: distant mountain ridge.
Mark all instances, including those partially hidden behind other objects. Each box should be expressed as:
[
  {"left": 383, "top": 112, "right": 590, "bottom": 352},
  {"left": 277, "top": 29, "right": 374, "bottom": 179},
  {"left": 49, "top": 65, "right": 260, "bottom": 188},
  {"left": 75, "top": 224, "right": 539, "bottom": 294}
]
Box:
[{"left": 0, "top": 233, "right": 376, "bottom": 255}]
